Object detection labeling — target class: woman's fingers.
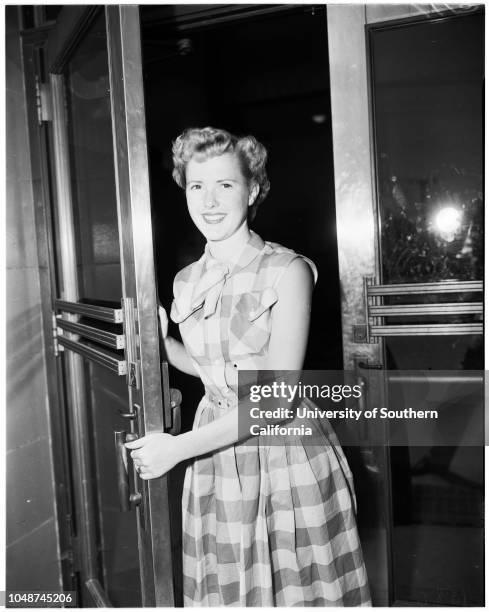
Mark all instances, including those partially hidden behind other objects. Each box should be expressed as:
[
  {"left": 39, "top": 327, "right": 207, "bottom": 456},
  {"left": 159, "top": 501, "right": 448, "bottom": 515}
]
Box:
[
  {"left": 125, "top": 436, "right": 146, "bottom": 450},
  {"left": 125, "top": 432, "right": 179, "bottom": 480},
  {"left": 158, "top": 306, "right": 169, "bottom": 338}
]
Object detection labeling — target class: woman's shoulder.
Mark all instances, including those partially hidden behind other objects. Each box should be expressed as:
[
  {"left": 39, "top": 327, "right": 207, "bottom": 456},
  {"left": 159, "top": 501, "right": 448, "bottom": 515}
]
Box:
[
  {"left": 173, "top": 254, "right": 206, "bottom": 289},
  {"left": 170, "top": 256, "right": 207, "bottom": 324},
  {"left": 260, "top": 240, "right": 318, "bottom": 285}
]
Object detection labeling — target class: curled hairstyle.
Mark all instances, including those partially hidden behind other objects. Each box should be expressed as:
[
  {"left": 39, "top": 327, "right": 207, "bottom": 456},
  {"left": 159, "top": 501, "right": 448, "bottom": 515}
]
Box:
[{"left": 172, "top": 127, "right": 270, "bottom": 221}]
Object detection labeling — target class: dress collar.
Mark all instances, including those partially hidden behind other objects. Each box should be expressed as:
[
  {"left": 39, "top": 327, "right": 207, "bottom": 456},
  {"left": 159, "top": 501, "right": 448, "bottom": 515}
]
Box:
[{"left": 203, "top": 230, "right": 265, "bottom": 275}]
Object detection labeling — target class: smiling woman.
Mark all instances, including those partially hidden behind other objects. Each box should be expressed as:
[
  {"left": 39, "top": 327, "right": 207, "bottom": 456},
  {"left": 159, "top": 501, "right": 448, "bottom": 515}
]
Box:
[
  {"left": 172, "top": 126, "right": 270, "bottom": 229},
  {"left": 125, "top": 126, "right": 371, "bottom": 607}
]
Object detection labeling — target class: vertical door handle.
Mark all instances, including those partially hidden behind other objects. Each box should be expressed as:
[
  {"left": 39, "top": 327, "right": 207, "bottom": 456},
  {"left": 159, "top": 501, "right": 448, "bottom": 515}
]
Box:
[
  {"left": 355, "top": 376, "right": 381, "bottom": 475},
  {"left": 356, "top": 376, "right": 368, "bottom": 442},
  {"left": 114, "top": 431, "right": 130, "bottom": 512},
  {"left": 169, "top": 388, "right": 182, "bottom": 435},
  {"left": 114, "top": 431, "right": 141, "bottom": 511}
]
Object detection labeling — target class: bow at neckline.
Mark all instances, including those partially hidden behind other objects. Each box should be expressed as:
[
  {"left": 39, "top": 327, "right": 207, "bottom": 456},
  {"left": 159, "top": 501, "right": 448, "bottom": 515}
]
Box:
[
  {"left": 170, "top": 231, "right": 266, "bottom": 324},
  {"left": 191, "top": 258, "right": 229, "bottom": 318}
]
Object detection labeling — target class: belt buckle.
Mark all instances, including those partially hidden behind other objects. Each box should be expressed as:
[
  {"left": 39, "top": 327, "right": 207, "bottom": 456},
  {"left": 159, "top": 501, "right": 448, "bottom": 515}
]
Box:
[{"left": 208, "top": 392, "right": 227, "bottom": 408}]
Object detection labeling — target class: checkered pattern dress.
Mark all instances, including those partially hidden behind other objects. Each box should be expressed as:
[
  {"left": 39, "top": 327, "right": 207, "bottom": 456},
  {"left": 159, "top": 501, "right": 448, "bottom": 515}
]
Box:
[{"left": 171, "top": 231, "right": 371, "bottom": 607}]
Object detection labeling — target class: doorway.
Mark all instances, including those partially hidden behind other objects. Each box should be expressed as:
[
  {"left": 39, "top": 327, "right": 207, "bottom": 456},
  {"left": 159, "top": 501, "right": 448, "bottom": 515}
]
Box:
[
  {"left": 140, "top": 6, "right": 343, "bottom": 605},
  {"left": 141, "top": 5, "right": 342, "bottom": 371}
]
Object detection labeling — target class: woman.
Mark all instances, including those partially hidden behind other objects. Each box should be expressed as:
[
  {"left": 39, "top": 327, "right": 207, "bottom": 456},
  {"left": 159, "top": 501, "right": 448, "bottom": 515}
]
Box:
[{"left": 126, "top": 127, "right": 371, "bottom": 606}]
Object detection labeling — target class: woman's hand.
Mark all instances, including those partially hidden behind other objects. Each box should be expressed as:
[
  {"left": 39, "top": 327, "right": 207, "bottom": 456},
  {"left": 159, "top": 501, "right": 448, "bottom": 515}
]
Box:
[
  {"left": 125, "top": 433, "right": 186, "bottom": 479},
  {"left": 158, "top": 305, "right": 169, "bottom": 339}
]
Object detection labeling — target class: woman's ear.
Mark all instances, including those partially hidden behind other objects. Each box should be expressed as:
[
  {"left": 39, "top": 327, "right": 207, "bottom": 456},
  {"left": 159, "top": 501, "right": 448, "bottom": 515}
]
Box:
[{"left": 248, "top": 182, "right": 259, "bottom": 207}]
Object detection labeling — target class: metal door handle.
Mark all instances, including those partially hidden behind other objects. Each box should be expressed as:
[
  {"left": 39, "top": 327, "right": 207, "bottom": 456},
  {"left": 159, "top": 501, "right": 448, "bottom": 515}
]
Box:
[
  {"left": 57, "top": 336, "right": 127, "bottom": 375},
  {"left": 169, "top": 388, "right": 182, "bottom": 435},
  {"left": 114, "top": 431, "right": 141, "bottom": 512},
  {"left": 355, "top": 377, "right": 381, "bottom": 474},
  {"left": 358, "top": 361, "right": 383, "bottom": 370},
  {"left": 55, "top": 299, "right": 123, "bottom": 323},
  {"left": 118, "top": 409, "right": 136, "bottom": 419},
  {"left": 356, "top": 376, "right": 368, "bottom": 442}
]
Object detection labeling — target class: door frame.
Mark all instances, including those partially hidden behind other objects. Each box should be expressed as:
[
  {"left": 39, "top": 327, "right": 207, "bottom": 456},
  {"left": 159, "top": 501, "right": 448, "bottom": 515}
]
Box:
[
  {"left": 20, "top": 22, "right": 78, "bottom": 594},
  {"left": 327, "top": 5, "right": 390, "bottom": 604},
  {"left": 104, "top": 6, "right": 174, "bottom": 606},
  {"left": 34, "top": 5, "right": 174, "bottom": 606}
]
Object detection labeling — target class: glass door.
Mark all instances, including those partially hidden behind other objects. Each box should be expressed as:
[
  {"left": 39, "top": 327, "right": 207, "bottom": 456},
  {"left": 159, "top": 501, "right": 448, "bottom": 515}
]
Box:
[
  {"left": 46, "top": 6, "right": 175, "bottom": 607},
  {"left": 368, "top": 10, "right": 483, "bottom": 606},
  {"left": 328, "top": 5, "right": 483, "bottom": 606}
]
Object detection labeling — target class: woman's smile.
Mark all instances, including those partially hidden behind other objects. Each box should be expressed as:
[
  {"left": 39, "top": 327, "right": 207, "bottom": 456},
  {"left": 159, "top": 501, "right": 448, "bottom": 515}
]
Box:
[{"left": 202, "top": 212, "right": 227, "bottom": 224}]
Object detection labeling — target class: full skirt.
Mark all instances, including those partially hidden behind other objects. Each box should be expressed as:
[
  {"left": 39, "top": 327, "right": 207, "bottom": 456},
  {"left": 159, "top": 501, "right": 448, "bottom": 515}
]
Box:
[{"left": 181, "top": 396, "right": 371, "bottom": 607}]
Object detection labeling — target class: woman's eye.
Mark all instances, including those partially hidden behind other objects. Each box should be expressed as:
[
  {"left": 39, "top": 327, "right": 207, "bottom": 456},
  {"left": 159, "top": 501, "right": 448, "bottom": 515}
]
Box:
[
  {"left": 221, "top": 183, "right": 232, "bottom": 189},
  {"left": 188, "top": 184, "right": 201, "bottom": 191}
]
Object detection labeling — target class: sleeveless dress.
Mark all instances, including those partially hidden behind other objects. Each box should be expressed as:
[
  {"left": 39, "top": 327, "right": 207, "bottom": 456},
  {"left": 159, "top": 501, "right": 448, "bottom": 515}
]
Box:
[{"left": 170, "top": 231, "right": 371, "bottom": 607}]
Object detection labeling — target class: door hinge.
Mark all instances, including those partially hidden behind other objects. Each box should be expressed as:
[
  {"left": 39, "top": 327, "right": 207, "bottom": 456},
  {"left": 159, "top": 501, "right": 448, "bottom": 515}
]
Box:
[
  {"left": 122, "top": 298, "right": 140, "bottom": 389},
  {"left": 60, "top": 511, "right": 81, "bottom": 575},
  {"left": 128, "top": 361, "right": 140, "bottom": 389},
  {"left": 52, "top": 313, "right": 63, "bottom": 357},
  {"left": 70, "top": 535, "right": 83, "bottom": 573},
  {"left": 35, "top": 76, "right": 52, "bottom": 124},
  {"left": 353, "top": 325, "right": 368, "bottom": 344}
]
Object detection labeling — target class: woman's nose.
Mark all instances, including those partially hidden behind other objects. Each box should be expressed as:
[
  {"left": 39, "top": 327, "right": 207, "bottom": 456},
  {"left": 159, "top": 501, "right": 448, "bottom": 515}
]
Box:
[{"left": 203, "top": 190, "right": 218, "bottom": 208}]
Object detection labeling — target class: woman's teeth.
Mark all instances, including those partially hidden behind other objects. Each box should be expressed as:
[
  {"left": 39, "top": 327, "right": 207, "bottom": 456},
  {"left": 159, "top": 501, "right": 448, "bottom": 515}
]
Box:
[{"left": 203, "top": 213, "right": 226, "bottom": 224}]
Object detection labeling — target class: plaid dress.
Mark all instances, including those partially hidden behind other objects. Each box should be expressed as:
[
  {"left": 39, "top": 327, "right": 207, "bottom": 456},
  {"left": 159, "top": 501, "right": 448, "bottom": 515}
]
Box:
[{"left": 171, "top": 231, "right": 371, "bottom": 607}]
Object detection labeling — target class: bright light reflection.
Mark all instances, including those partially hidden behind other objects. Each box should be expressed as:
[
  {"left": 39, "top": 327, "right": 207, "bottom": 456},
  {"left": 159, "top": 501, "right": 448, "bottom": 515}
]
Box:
[{"left": 434, "top": 206, "right": 462, "bottom": 241}]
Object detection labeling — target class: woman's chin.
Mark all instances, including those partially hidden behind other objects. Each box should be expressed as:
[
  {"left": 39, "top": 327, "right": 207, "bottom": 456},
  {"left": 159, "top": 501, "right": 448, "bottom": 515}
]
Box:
[
  {"left": 199, "top": 224, "right": 233, "bottom": 242},
  {"left": 201, "top": 229, "right": 226, "bottom": 242}
]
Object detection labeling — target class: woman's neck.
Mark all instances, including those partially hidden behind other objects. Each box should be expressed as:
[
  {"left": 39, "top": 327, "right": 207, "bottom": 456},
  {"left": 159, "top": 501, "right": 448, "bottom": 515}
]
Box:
[{"left": 207, "top": 223, "right": 251, "bottom": 263}]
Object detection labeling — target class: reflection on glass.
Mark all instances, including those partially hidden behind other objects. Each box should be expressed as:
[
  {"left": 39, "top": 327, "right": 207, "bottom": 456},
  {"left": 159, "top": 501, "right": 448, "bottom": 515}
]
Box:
[
  {"left": 374, "top": 14, "right": 483, "bottom": 285},
  {"left": 371, "top": 11, "right": 483, "bottom": 606}
]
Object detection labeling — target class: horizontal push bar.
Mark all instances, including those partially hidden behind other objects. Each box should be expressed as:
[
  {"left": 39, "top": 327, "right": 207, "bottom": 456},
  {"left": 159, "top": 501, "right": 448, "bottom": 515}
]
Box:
[
  {"left": 57, "top": 319, "right": 125, "bottom": 350},
  {"left": 58, "top": 336, "right": 127, "bottom": 375},
  {"left": 370, "top": 322, "right": 483, "bottom": 336},
  {"left": 369, "top": 302, "right": 482, "bottom": 317},
  {"left": 367, "top": 280, "right": 482, "bottom": 296},
  {"left": 55, "top": 299, "right": 123, "bottom": 323}
]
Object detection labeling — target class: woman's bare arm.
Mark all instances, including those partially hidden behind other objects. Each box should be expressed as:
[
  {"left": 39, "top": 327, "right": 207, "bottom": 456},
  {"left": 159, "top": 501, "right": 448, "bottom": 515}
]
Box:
[
  {"left": 266, "top": 258, "right": 313, "bottom": 370},
  {"left": 163, "top": 336, "right": 199, "bottom": 377},
  {"left": 159, "top": 306, "right": 199, "bottom": 377}
]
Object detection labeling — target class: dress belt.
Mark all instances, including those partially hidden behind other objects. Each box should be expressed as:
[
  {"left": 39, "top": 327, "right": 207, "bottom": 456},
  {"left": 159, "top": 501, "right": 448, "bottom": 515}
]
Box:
[{"left": 205, "top": 391, "right": 236, "bottom": 409}]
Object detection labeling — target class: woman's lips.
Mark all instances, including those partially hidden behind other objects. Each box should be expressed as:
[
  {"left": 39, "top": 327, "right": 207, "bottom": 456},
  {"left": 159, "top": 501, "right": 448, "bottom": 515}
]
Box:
[{"left": 202, "top": 213, "right": 226, "bottom": 224}]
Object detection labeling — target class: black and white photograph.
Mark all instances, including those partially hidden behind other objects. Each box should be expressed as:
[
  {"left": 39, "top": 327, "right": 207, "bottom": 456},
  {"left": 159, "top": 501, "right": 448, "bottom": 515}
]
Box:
[{"left": 5, "top": 2, "right": 485, "bottom": 608}]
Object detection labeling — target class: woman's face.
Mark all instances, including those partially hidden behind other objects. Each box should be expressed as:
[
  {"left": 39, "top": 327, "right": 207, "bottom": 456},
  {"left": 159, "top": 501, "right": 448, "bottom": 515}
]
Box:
[{"left": 185, "top": 152, "right": 257, "bottom": 242}]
